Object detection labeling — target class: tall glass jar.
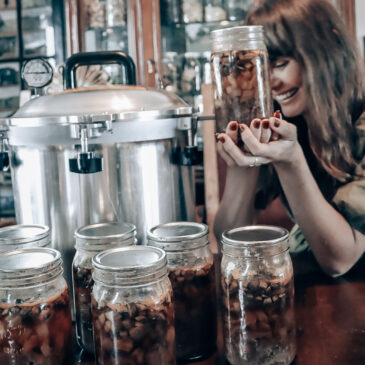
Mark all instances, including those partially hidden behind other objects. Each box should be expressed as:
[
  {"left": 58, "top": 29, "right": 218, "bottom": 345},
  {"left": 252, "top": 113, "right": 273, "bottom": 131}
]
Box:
[
  {"left": 147, "top": 222, "right": 217, "bottom": 362},
  {"left": 0, "top": 224, "right": 51, "bottom": 253},
  {"left": 210, "top": 26, "right": 273, "bottom": 133},
  {"left": 91, "top": 246, "right": 176, "bottom": 365},
  {"left": 221, "top": 225, "right": 296, "bottom": 365},
  {"left": 0, "top": 248, "right": 73, "bottom": 365},
  {"left": 72, "top": 222, "right": 136, "bottom": 354}
]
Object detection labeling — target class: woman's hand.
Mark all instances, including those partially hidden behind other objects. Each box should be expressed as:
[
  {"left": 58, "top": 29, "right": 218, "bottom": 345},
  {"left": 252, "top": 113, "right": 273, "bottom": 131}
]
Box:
[
  {"left": 216, "top": 120, "right": 272, "bottom": 167},
  {"left": 239, "top": 117, "right": 302, "bottom": 166}
]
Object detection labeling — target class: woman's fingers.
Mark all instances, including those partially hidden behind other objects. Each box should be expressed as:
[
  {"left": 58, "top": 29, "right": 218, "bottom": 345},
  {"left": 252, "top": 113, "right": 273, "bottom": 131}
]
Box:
[
  {"left": 249, "top": 118, "right": 262, "bottom": 141},
  {"left": 216, "top": 135, "right": 236, "bottom": 166},
  {"left": 260, "top": 119, "right": 271, "bottom": 143},
  {"left": 218, "top": 132, "right": 271, "bottom": 167},
  {"left": 240, "top": 124, "right": 270, "bottom": 157},
  {"left": 226, "top": 121, "right": 239, "bottom": 144},
  {"left": 269, "top": 117, "right": 297, "bottom": 140}
]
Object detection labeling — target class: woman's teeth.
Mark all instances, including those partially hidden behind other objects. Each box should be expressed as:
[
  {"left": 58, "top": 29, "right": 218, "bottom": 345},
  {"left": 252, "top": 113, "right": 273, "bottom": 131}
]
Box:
[{"left": 275, "top": 88, "right": 298, "bottom": 101}]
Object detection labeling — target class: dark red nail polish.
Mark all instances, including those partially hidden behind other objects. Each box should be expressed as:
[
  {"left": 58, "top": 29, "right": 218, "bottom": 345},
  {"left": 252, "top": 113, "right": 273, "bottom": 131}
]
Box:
[
  {"left": 274, "top": 120, "right": 280, "bottom": 127},
  {"left": 262, "top": 120, "right": 270, "bottom": 129},
  {"left": 254, "top": 120, "right": 260, "bottom": 129},
  {"left": 273, "top": 110, "right": 280, "bottom": 118},
  {"left": 218, "top": 136, "right": 225, "bottom": 143},
  {"left": 229, "top": 122, "right": 238, "bottom": 131},
  {"left": 240, "top": 124, "right": 245, "bottom": 131}
]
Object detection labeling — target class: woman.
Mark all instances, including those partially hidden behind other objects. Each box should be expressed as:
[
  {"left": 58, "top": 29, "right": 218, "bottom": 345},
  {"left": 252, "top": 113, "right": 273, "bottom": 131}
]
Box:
[{"left": 214, "top": 0, "right": 365, "bottom": 276}]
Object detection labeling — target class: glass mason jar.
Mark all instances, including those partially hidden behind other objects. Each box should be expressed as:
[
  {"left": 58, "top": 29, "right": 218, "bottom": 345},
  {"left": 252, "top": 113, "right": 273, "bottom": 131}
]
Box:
[
  {"left": 91, "top": 246, "right": 176, "bottom": 365},
  {"left": 182, "top": 0, "right": 204, "bottom": 23},
  {"left": 210, "top": 26, "right": 273, "bottom": 134},
  {"left": 205, "top": 0, "right": 226, "bottom": 22},
  {"left": 0, "top": 224, "right": 51, "bottom": 253},
  {"left": 0, "top": 247, "right": 73, "bottom": 365},
  {"left": 147, "top": 222, "right": 217, "bottom": 362},
  {"left": 224, "top": 0, "right": 251, "bottom": 21},
  {"left": 221, "top": 225, "right": 296, "bottom": 365},
  {"left": 72, "top": 222, "right": 136, "bottom": 354}
]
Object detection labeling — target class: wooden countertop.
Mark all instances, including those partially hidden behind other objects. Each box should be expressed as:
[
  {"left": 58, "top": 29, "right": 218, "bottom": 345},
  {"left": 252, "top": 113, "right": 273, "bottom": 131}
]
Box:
[{"left": 76, "top": 255, "right": 365, "bottom": 365}]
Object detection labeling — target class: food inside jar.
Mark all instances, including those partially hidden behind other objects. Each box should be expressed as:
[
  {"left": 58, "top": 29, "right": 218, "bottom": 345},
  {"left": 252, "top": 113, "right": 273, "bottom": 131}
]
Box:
[
  {"left": 211, "top": 49, "right": 271, "bottom": 133},
  {"left": 0, "top": 286, "right": 73, "bottom": 365},
  {"left": 169, "top": 260, "right": 217, "bottom": 362},
  {"left": 221, "top": 272, "right": 296, "bottom": 365},
  {"left": 92, "top": 290, "right": 176, "bottom": 365},
  {"left": 73, "top": 264, "right": 94, "bottom": 354}
]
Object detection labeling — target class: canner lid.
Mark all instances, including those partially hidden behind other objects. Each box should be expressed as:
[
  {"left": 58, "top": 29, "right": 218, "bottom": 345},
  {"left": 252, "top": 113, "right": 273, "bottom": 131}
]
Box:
[{"left": 8, "top": 85, "right": 192, "bottom": 127}]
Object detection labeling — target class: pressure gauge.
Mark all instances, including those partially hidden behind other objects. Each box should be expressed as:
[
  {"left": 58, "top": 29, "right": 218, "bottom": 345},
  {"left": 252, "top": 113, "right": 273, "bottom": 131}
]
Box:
[{"left": 22, "top": 59, "right": 54, "bottom": 88}]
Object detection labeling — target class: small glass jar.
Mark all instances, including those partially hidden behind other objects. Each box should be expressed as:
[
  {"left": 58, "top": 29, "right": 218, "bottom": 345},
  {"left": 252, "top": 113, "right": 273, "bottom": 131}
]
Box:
[
  {"left": 105, "top": 0, "right": 126, "bottom": 27},
  {"left": 221, "top": 225, "right": 296, "bottom": 365},
  {"left": 210, "top": 26, "right": 273, "bottom": 134},
  {"left": 224, "top": 0, "right": 251, "bottom": 21},
  {"left": 0, "top": 224, "right": 51, "bottom": 253},
  {"left": 161, "top": 0, "right": 183, "bottom": 25},
  {"left": 72, "top": 222, "right": 136, "bottom": 354},
  {"left": 92, "top": 246, "right": 176, "bottom": 365},
  {"left": 182, "top": 0, "right": 203, "bottom": 23},
  {"left": 0, "top": 248, "right": 73, "bottom": 364},
  {"left": 162, "top": 52, "right": 181, "bottom": 94},
  {"left": 147, "top": 222, "right": 217, "bottom": 362},
  {"left": 181, "top": 52, "right": 202, "bottom": 95},
  {"left": 205, "top": 0, "right": 226, "bottom": 22}
]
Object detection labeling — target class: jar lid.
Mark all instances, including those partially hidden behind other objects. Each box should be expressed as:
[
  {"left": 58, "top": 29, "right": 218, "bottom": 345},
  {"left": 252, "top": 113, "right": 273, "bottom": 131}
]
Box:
[
  {"left": 210, "top": 25, "right": 265, "bottom": 53},
  {"left": 0, "top": 224, "right": 50, "bottom": 245},
  {"left": 222, "top": 225, "right": 288, "bottom": 246},
  {"left": 0, "top": 247, "right": 62, "bottom": 278},
  {"left": 211, "top": 25, "right": 264, "bottom": 41},
  {"left": 147, "top": 221, "right": 209, "bottom": 251},
  {"left": 92, "top": 246, "right": 167, "bottom": 284},
  {"left": 75, "top": 222, "right": 136, "bottom": 249}
]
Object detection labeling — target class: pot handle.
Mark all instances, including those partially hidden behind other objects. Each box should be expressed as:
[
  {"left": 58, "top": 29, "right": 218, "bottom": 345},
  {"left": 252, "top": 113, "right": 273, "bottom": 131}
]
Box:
[{"left": 63, "top": 51, "right": 136, "bottom": 89}]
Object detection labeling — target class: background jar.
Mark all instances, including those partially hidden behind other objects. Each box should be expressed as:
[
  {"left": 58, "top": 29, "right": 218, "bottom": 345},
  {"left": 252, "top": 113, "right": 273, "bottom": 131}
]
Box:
[
  {"left": 182, "top": 0, "right": 204, "bottom": 23},
  {"left": 147, "top": 222, "right": 217, "bottom": 363},
  {"left": 221, "top": 225, "right": 296, "bottom": 365},
  {"left": 92, "top": 246, "right": 176, "bottom": 365},
  {"left": 0, "top": 224, "right": 50, "bottom": 253},
  {"left": 72, "top": 221, "right": 136, "bottom": 354},
  {"left": 210, "top": 25, "right": 273, "bottom": 134},
  {"left": 0, "top": 248, "right": 73, "bottom": 365}
]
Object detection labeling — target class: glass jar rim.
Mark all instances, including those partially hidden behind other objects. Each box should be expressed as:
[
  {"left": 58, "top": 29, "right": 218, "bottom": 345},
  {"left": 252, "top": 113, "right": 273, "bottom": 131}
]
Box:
[
  {"left": 92, "top": 246, "right": 167, "bottom": 285},
  {"left": 75, "top": 222, "right": 136, "bottom": 247},
  {"left": 222, "top": 225, "right": 289, "bottom": 247},
  {"left": 147, "top": 221, "right": 209, "bottom": 251},
  {"left": 211, "top": 25, "right": 264, "bottom": 41},
  {"left": 0, "top": 224, "right": 50, "bottom": 245},
  {"left": 0, "top": 247, "right": 62, "bottom": 279}
]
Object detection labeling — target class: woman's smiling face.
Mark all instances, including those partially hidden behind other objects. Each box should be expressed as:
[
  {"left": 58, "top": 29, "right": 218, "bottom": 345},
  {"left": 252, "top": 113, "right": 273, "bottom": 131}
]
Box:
[{"left": 270, "top": 57, "right": 306, "bottom": 118}]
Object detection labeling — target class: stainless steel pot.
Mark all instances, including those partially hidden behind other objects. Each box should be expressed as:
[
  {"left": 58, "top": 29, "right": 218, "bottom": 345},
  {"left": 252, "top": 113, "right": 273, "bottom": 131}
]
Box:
[{"left": 2, "top": 51, "right": 200, "bottom": 296}]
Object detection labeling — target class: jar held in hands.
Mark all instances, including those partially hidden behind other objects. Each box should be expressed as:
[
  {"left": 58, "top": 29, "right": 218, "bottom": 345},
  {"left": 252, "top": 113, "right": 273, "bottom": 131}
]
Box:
[{"left": 210, "top": 26, "right": 273, "bottom": 134}]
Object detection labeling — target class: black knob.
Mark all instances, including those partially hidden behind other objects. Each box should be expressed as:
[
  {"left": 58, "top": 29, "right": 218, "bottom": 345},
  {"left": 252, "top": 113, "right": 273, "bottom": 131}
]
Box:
[
  {"left": 172, "top": 146, "right": 202, "bottom": 166},
  {"left": 0, "top": 152, "right": 9, "bottom": 171},
  {"left": 69, "top": 153, "right": 103, "bottom": 174}
]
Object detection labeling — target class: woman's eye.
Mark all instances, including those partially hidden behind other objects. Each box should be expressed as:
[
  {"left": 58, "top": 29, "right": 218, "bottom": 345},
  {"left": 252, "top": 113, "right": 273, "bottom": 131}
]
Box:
[{"left": 273, "top": 60, "right": 289, "bottom": 69}]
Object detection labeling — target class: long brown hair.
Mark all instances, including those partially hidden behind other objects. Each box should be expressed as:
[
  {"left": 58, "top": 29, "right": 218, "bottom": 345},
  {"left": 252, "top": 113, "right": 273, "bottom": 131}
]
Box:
[{"left": 246, "top": 0, "right": 365, "bottom": 182}]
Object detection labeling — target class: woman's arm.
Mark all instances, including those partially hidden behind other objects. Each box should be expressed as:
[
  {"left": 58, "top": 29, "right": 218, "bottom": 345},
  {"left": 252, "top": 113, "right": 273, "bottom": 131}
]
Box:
[
  {"left": 241, "top": 118, "right": 365, "bottom": 276},
  {"left": 213, "top": 120, "right": 272, "bottom": 241},
  {"left": 213, "top": 165, "right": 260, "bottom": 241}
]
